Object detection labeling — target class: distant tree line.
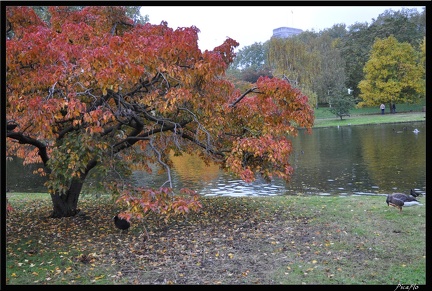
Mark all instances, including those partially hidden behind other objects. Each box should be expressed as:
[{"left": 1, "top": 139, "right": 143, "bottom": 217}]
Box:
[{"left": 228, "top": 7, "right": 426, "bottom": 116}]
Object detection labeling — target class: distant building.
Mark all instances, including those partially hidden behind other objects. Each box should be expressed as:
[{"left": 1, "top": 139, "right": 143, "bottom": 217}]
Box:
[{"left": 272, "top": 27, "right": 303, "bottom": 39}]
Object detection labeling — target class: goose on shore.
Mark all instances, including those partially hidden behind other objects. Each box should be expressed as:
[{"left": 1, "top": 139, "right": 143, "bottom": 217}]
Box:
[
  {"left": 410, "top": 189, "right": 420, "bottom": 197},
  {"left": 386, "top": 193, "right": 422, "bottom": 212}
]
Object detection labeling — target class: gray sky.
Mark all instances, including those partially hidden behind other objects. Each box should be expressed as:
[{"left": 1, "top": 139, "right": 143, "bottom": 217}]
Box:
[{"left": 140, "top": 5, "right": 424, "bottom": 51}]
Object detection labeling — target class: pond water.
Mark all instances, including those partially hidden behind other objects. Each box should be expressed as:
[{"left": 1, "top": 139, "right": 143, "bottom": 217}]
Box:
[
  {"left": 6, "top": 121, "right": 426, "bottom": 197},
  {"left": 133, "top": 121, "right": 426, "bottom": 197}
]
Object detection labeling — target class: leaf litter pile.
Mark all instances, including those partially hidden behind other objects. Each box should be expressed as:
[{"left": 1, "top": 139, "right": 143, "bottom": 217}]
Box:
[{"left": 6, "top": 195, "right": 426, "bottom": 284}]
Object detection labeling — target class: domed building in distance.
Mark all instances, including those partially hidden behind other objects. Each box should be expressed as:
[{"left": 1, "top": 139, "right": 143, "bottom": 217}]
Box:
[{"left": 272, "top": 27, "right": 303, "bottom": 39}]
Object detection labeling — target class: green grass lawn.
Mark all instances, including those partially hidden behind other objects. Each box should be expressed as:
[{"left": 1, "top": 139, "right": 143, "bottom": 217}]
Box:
[
  {"left": 313, "top": 102, "right": 425, "bottom": 119},
  {"left": 313, "top": 112, "right": 425, "bottom": 128},
  {"left": 313, "top": 102, "right": 426, "bottom": 128}
]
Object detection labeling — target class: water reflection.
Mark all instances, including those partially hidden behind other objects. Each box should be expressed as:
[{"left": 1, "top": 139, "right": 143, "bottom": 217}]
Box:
[
  {"left": 6, "top": 122, "right": 426, "bottom": 197},
  {"left": 133, "top": 121, "right": 426, "bottom": 197},
  {"left": 286, "top": 121, "right": 426, "bottom": 196},
  {"left": 5, "top": 157, "right": 47, "bottom": 192}
]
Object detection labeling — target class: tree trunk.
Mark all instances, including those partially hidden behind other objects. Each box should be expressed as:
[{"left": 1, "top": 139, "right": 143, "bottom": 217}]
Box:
[
  {"left": 48, "top": 160, "right": 97, "bottom": 218},
  {"left": 50, "top": 180, "right": 84, "bottom": 218}
]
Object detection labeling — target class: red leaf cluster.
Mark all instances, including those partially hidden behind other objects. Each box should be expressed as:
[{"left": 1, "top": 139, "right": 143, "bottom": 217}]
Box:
[{"left": 116, "top": 186, "right": 202, "bottom": 223}]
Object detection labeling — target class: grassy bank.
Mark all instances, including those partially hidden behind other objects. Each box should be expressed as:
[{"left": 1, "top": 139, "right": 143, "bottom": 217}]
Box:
[
  {"left": 6, "top": 193, "right": 426, "bottom": 285},
  {"left": 313, "top": 102, "right": 426, "bottom": 128},
  {"left": 314, "top": 102, "right": 425, "bottom": 119},
  {"left": 313, "top": 112, "right": 426, "bottom": 128}
]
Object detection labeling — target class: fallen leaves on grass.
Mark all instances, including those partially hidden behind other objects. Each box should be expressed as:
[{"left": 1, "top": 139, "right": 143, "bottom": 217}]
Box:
[
  {"left": 6, "top": 197, "right": 321, "bottom": 284},
  {"left": 6, "top": 196, "right": 425, "bottom": 284}
]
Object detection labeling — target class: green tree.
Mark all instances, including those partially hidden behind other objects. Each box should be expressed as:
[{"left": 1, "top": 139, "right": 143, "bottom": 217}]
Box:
[
  {"left": 339, "top": 7, "right": 425, "bottom": 100},
  {"left": 6, "top": 6, "right": 314, "bottom": 218},
  {"left": 230, "top": 42, "right": 268, "bottom": 70},
  {"left": 370, "top": 8, "right": 425, "bottom": 47},
  {"left": 358, "top": 35, "right": 424, "bottom": 108},
  {"left": 339, "top": 22, "right": 371, "bottom": 99},
  {"left": 327, "top": 88, "right": 356, "bottom": 120},
  {"left": 228, "top": 42, "right": 272, "bottom": 84}
]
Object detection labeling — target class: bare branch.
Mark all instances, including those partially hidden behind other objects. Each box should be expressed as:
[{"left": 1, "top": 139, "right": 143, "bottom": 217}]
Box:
[
  {"left": 110, "top": 22, "right": 117, "bottom": 35},
  {"left": 149, "top": 138, "right": 172, "bottom": 189},
  {"left": 179, "top": 107, "right": 214, "bottom": 152}
]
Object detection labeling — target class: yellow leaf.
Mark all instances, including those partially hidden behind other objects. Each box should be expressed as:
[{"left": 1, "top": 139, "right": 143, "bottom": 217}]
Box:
[{"left": 11, "top": 273, "right": 17, "bottom": 277}]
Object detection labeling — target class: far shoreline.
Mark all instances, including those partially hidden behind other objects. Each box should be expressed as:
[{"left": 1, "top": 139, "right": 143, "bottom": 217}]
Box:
[{"left": 312, "top": 111, "right": 425, "bottom": 128}]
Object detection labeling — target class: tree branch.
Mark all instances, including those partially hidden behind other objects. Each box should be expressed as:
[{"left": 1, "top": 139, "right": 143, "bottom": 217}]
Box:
[
  {"left": 6, "top": 132, "right": 50, "bottom": 166},
  {"left": 229, "top": 87, "right": 257, "bottom": 108},
  {"left": 149, "top": 138, "right": 172, "bottom": 188},
  {"left": 111, "top": 119, "right": 190, "bottom": 153},
  {"left": 179, "top": 132, "right": 225, "bottom": 160}
]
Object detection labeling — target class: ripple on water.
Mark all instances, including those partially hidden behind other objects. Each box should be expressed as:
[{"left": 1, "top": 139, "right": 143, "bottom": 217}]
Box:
[{"left": 201, "top": 179, "right": 286, "bottom": 196}]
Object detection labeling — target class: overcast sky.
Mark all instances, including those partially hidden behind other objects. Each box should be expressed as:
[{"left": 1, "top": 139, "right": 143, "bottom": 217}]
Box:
[{"left": 140, "top": 5, "right": 424, "bottom": 52}]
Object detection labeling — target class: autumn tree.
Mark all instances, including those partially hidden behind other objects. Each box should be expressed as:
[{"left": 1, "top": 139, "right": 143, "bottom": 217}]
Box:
[
  {"left": 6, "top": 6, "right": 314, "bottom": 219},
  {"left": 30, "top": 6, "right": 148, "bottom": 25},
  {"left": 312, "top": 27, "right": 347, "bottom": 106},
  {"left": 358, "top": 35, "right": 424, "bottom": 109},
  {"left": 419, "top": 36, "right": 426, "bottom": 96},
  {"left": 267, "top": 36, "right": 320, "bottom": 108}
]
